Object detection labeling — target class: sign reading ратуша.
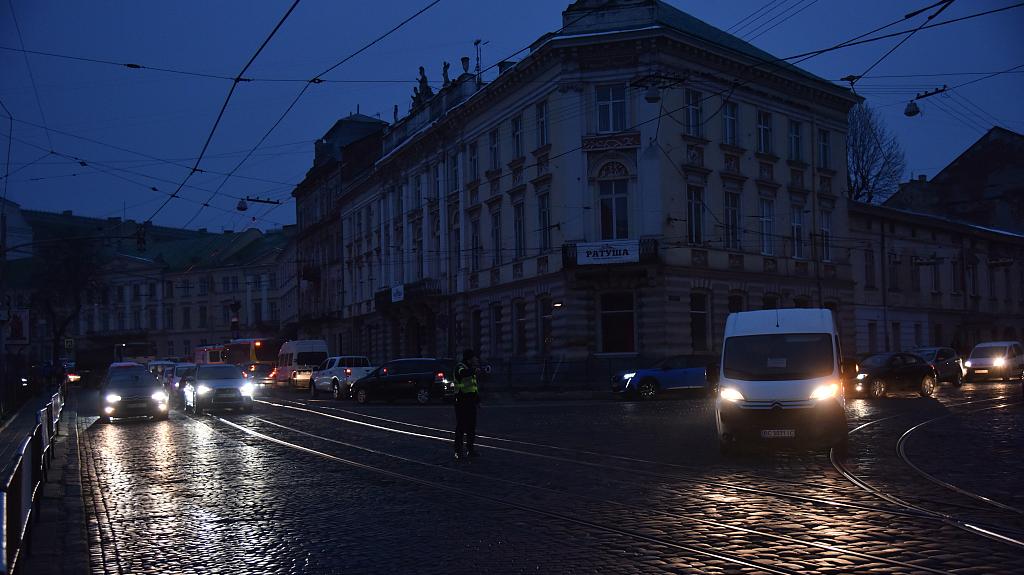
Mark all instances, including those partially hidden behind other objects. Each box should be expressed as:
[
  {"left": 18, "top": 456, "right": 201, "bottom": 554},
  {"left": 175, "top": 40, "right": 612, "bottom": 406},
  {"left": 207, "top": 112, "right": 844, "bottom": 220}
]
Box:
[{"left": 577, "top": 240, "right": 640, "bottom": 265}]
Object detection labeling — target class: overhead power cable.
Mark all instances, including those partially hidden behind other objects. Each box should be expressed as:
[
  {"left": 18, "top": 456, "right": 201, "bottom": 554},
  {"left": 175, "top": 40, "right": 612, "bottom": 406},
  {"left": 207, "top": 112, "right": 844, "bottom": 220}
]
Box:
[
  {"left": 7, "top": 0, "right": 53, "bottom": 150},
  {"left": 848, "top": 0, "right": 955, "bottom": 86},
  {"left": 746, "top": 0, "right": 821, "bottom": 41},
  {"left": 181, "top": 0, "right": 443, "bottom": 229},
  {"left": 146, "top": 0, "right": 303, "bottom": 223},
  {"left": 728, "top": 0, "right": 786, "bottom": 34}
]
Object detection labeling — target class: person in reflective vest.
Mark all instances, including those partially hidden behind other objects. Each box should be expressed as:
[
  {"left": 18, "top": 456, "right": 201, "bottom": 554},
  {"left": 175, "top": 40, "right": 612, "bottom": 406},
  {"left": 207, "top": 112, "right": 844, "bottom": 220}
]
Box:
[{"left": 453, "top": 348, "right": 480, "bottom": 459}]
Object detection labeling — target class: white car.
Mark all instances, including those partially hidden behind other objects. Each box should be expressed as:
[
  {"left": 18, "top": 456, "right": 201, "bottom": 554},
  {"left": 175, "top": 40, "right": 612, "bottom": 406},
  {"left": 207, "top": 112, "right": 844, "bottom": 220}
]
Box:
[
  {"left": 964, "top": 341, "right": 1024, "bottom": 382},
  {"left": 311, "top": 356, "right": 374, "bottom": 399}
]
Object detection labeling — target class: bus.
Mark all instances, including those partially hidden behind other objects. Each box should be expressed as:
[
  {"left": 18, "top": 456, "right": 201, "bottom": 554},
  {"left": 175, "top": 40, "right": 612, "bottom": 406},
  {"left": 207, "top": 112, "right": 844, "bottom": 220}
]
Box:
[
  {"left": 194, "top": 344, "right": 225, "bottom": 364},
  {"left": 223, "top": 338, "right": 282, "bottom": 367}
]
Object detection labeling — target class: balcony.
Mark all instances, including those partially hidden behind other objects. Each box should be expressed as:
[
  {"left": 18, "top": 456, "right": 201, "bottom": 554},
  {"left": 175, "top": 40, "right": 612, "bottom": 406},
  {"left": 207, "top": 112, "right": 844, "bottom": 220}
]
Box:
[{"left": 562, "top": 238, "right": 659, "bottom": 268}]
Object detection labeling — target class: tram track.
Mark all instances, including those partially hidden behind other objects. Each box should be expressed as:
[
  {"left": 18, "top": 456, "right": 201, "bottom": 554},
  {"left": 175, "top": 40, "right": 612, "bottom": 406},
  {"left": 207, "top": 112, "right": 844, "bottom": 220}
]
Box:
[{"left": 210, "top": 412, "right": 962, "bottom": 575}]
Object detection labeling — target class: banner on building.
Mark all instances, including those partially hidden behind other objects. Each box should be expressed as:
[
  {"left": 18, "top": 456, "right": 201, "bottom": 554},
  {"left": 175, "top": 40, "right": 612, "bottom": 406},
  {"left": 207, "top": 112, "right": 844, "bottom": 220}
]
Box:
[
  {"left": 576, "top": 240, "right": 640, "bottom": 265},
  {"left": 391, "top": 285, "right": 405, "bottom": 303},
  {"left": 5, "top": 309, "right": 30, "bottom": 344}
]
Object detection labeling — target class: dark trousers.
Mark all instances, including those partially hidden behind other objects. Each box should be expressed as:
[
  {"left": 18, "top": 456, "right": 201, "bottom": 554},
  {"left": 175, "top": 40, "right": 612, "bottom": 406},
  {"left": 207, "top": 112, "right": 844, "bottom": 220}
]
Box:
[{"left": 454, "top": 392, "right": 478, "bottom": 453}]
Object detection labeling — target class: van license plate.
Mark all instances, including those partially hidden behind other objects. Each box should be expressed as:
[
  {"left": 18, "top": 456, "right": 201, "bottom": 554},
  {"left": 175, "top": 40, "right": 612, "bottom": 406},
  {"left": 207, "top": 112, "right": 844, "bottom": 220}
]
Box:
[
  {"left": 976, "top": 369, "right": 989, "bottom": 374},
  {"left": 761, "top": 429, "right": 795, "bottom": 439}
]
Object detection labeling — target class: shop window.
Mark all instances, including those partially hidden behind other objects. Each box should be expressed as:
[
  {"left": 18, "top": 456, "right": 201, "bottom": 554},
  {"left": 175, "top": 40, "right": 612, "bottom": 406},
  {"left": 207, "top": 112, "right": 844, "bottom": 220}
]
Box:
[{"left": 600, "top": 292, "right": 635, "bottom": 353}]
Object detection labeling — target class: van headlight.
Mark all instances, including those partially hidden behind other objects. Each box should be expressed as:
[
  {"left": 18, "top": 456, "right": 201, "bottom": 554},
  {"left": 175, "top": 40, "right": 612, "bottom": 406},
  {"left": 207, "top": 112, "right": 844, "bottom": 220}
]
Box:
[
  {"left": 196, "top": 384, "right": 212, "bottom": 396},
  {"left": 855, "top": 373, "right": 868, "bottom": 380},
  {"left": 105, "top": 394, "right": 122, "bottom": 403},
  {"left": 964, "top": 360, "right": 972, "bottom": 368},
  {"left": 622, "top": 372, "right": 636, "bottom": 381},
  {"left": 240, "top": 382, "right": 255, "bottom": 397},
  {"left": 151, "top": 391, "right": 168, "bottom": 402},
  {"left": 993, "top": 357, "right": 1005, "bottom": 367},
  {"left": 810, "top": 383, "right": 839, "bottom": 401},
  {"left": 720, "top": 388, "right": 744, "bottom": 402}
]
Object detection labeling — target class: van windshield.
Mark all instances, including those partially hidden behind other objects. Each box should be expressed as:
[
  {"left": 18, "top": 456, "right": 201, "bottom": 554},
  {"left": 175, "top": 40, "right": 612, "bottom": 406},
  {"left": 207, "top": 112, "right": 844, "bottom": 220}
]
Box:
[
  {"left": 723, "top": 333, "right": 834, "bottom": 381},
  {"left": 970, "top": 346, "right": 1007, "bottom": 359}
]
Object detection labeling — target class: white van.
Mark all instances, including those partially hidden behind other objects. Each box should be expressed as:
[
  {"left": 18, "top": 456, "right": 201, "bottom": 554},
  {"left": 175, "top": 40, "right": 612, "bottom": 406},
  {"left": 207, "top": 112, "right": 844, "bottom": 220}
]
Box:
[
  {"left": 276, "top": 340, "right": 329, "bottom": 390},
  {"left": 716, "top": 308, "right": 848, "bottom": 453},
  {"left": 964, "top": 341, "right": 1024, "bottom": 382}
]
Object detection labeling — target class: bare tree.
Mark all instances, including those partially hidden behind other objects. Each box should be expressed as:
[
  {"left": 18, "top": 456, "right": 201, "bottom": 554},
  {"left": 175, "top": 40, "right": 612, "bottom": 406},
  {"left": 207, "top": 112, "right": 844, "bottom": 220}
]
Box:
[
  {"left": 846, "top": 103, "right": 906, "bottom": 204},
  {"left": 30, "top": 240, "right": 103, "bottom": 370}
]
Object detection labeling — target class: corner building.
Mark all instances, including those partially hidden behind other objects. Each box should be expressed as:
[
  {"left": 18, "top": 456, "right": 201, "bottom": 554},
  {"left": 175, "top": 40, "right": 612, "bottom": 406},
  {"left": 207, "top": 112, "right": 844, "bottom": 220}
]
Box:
[{"left": 334, "top": 0, "right": 859, "bottom": 385}]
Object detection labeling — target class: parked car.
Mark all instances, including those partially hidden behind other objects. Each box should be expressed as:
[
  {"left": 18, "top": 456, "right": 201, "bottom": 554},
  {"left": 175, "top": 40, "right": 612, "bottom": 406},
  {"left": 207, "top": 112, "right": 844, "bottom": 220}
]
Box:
[
  {"left": 913, "top": 347, "right": 964, "bottom": 387},
  {"left": 169, "top": 363, "right": 196, "bottom": 406},
  {"left": 852, "top": 352, "right": 938, "bottom": 398},
  {"left": 350, "top": 358, "right": 456, "bottom": 405},
  {"left": 242, "top": 363, "right": 277, "bottom": 395},
  {"left": 611, "top": 355, "right": 719, "bottom": 399},
  {"left": 311, "top": 356, "right": 374, "bottom": 399},
  {"left": 964, "top": 341, "right": 1024, "bottom": 382},
  {"left": 275, "top": 340, "right": 329, "bottom": 390},
  {"left": 100, "top": 365, "right": 168, "bottom": 422},
  {"left": 182, "top": 364, "right": 254, "bottom": 414}
]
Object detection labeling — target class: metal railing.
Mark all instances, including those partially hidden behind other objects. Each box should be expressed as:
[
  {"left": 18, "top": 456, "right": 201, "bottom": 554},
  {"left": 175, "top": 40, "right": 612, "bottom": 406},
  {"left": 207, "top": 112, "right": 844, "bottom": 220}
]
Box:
[{"left": 0, "top": 388, "right": 65, "bottom": 574}]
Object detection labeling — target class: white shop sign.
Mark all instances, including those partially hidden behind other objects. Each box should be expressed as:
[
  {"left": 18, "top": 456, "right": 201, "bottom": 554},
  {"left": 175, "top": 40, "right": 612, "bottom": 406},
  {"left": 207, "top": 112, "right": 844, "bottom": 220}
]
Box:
[{"left": 576, "top": 240, "right": 640, "bottom": 265}]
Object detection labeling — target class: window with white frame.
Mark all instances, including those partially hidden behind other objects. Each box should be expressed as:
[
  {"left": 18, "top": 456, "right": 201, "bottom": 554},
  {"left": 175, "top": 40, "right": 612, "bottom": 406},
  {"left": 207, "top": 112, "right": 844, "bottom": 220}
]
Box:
[
  {"left": 723, "top": 101, "right": 738, "bottom": 146},
  {"left": 599, "top": 179, "right": 629, "bottom": 240},
  {"left": 759, "top": 198, "right": 775, "bottom": 256},
  {"left": 511, "top": 115, "right": 523, "bottom": 158},
  {"left": 537, "top": 192, "right": 551, "bottom": 253},
  {"left": 488, "top": 128, "right": 500, "bottom": 171},
  {"left": 535, "top": 101, "right": 548, "bottom": 148},
  {"left": 724, "top": 192, "right": 741, "bottom": 250},
  {"left": 491, "top": 209, "right": 502, "bottom": 267},
  {"left": 685, "top": 89, "right": 703, "bottom": 136},
  {"left": 757, "top": 111, "right": 773, "bottom": 154},
  {"left": 818, "top": 129, "right": 831, "bottom": 168},
  {"left": 596, "top": 84, "right": 626, "bottom": 133},
  {"left": 687, "top": 185, "right": 704, "bottom": 245},
  {"left": 788, "top": 120, "right": 802, "bottom": 161},
  {"left": 790, "top": 206, "right": 805, "bottom": 259},
  {"left": 820, "top": 209, "right": 832, "bottom": 262},
  {"left": 513, "top": 202, "right": 526, "bottom": 259}
]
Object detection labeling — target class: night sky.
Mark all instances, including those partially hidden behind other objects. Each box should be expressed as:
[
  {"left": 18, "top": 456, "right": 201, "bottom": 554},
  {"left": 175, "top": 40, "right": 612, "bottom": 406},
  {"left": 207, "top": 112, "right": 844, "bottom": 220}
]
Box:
[{"left": 2, "top": 0, "right": 1022, "bottom": 232}]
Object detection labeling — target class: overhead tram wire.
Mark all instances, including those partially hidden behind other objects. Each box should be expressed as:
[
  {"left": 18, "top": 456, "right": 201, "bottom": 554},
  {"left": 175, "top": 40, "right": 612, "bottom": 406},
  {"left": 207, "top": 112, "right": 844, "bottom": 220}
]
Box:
[
  {"left": 746, "top": 0, "right": 821, "bottom": 41},
  {"left": 7, "top": 0, "right": 53, "bottom": 151},
  {"left": 146, "top": 0, "right": 303, "bottom": 224},
  {"left": 180, "top": 0, "right": 443, "bottom": 230},
  {"left": 949, "top": 91, "right": 1008, "bottom": 128},
  {"left": 942, "top": 93, "right": 997, "bottom": 130},
  {"left": 847, "top": 0, "right": 955, "bottom": 87},
  {"left": 728, "top": 0, "right": 787, "bottom": 34}
]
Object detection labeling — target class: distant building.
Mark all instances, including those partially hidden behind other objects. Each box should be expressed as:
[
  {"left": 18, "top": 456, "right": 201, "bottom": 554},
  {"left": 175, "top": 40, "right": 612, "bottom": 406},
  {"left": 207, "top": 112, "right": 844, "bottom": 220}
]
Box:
[
  {"left": 886, "top": 127, "right": 1024, "bottom": 234},
  {"left": 321, "top": 0, "right": 859, "bottom": 383}
]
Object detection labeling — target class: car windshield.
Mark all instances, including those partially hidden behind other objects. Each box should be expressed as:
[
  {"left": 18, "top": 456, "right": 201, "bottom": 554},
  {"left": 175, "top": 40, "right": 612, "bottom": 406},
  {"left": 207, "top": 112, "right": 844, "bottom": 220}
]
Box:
[
  {"left": 197, "top": 365, "right": 243, "bottom": 380},
  {"left": 860, "top": 354, "right": 892, "bottom": 368},
  {"left": 970, "top": 346, "right": 1008, "bottom": 359},
  {"left": 914, "top": 349, "right": 938, "bottom": 361},
  {"left": 723, "top": 333, "right": 834, "bottom": 381},
  {"left": 107, "top": 370, "right": 157, "bottom": 388},
  {"left": 296, "top": 352, "right": 328, "bottom": 366}
]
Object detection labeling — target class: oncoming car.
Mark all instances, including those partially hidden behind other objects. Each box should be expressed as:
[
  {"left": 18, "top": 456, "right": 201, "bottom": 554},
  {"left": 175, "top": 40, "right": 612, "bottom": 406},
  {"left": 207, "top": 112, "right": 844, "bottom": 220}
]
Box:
[
  {"left": 715, "top": 309, "right": 848, "bottom": 454},
  {"left": 611, "top": 355, "right": 718, "bottom": 399},
  {"left": 100, "top": 366, "right": 169, "bottom": 422},
  {"left": 182, "top": 364, "right": 255, "bottom": 414},
  {"left": 964, "top": 341, "right": 1024, "bottom": 382}
]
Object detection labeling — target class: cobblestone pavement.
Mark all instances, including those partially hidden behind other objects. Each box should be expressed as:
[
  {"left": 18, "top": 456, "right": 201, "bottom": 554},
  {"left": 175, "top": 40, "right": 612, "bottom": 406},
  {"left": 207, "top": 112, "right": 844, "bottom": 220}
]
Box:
[{"left": 75, "top": 381, "right": 1024, "bottom": 574}]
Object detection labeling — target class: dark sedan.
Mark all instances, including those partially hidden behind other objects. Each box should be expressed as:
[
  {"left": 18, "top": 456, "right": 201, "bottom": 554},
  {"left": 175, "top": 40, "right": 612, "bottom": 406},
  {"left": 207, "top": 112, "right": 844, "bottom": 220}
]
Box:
[
  {"left": 350, "top": 358, "right": 455, "bottom": 404},
  {"left": 100, "top": 367, "right": 169, "bottom": 422},
  {"left": 851, "top": 352, "right": 938, "bottom": 398},
  {"left": 913, "top": 347, "right": 964, "bottom": 387}
]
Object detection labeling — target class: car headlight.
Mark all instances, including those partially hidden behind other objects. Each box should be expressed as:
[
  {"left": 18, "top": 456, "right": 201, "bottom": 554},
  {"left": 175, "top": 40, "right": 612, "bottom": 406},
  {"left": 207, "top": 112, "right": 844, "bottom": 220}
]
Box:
[
  {"left": 720, "top": 387, "right": 744, "bottom": 402},
  {"left": 856, "top": 373, "right": 868, "bottom": 380},
  {"left": 151, "top": 391, "right": 168, "bottom": 402},
  {"left": 622, "top": 372, "right": 636, "bottom": 380},
  {"left": 240, "top": 382, "right": 255, "bottom": 397},
  {"left": 105, "top": 394, "right": 122, "bottom": 403},
  {"left": 810, "top": 383, "right": 839, "bottom": 401},
  {"left": 993, "top": 357, "right": 1005, "bottom": 367},
  {"left": 964, "top": 360, "right": 972, "bottom": 368},
  {"left": 196, "top": 384, "right": 212, "bottom": 396}
]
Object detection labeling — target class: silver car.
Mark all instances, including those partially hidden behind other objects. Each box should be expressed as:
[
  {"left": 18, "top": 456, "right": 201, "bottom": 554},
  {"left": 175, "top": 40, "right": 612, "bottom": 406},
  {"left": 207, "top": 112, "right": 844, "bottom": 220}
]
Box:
[{"left": 182, "top": 364, "right": 255, "bottom": 414}]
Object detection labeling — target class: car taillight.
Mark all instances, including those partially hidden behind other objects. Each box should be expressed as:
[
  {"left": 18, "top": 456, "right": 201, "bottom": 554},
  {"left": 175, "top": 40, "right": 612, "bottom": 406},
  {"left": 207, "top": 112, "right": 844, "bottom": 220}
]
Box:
[
  {"left": 269, "top": 369, "right": 277, "bottom": 378},
  {"left": 436, "top": 371, "right": 445, "bottom": 381}
]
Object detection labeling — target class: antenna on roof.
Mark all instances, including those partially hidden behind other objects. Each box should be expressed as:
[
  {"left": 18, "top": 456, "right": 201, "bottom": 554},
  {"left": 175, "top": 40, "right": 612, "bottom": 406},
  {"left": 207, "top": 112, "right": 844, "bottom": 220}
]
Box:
[{"left": 474, "top": 39, "right": 488, "bottom": 87}]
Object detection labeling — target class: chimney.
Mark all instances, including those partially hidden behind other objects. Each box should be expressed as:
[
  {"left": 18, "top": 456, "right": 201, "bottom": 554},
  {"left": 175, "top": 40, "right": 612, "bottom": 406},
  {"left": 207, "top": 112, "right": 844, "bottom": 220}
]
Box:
[
  {"left": 497, "top": 60, "right": 517, "bottom": 74},
  {"left": 917, "top": 174, "right": 927, "bottom": 182}
]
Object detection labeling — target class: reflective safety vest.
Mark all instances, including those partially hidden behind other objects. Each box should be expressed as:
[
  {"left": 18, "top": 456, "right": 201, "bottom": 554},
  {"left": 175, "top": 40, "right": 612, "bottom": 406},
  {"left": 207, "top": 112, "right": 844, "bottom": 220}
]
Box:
[{"left": 455, "top": 362, "right": 478, "bottom": 394}]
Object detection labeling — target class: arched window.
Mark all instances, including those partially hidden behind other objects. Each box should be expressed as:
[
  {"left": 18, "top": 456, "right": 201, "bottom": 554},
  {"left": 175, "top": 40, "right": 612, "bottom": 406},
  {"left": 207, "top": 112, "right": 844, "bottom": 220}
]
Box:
[{"left": 597, "top": 162, "right": 630, "bottom": 240}]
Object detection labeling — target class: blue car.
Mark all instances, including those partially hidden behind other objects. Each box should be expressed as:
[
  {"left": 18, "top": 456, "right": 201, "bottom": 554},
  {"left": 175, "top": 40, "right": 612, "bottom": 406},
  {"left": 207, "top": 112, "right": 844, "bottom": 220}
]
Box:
[{"left": 611, "top": 355, "right": 719, "bottom": 400}]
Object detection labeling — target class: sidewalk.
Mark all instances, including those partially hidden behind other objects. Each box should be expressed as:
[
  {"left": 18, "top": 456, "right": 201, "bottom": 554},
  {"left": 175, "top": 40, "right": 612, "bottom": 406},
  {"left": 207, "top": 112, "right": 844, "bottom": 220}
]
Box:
[{"left": 18, "top": 398, "right": 90, "bottom": 575}]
